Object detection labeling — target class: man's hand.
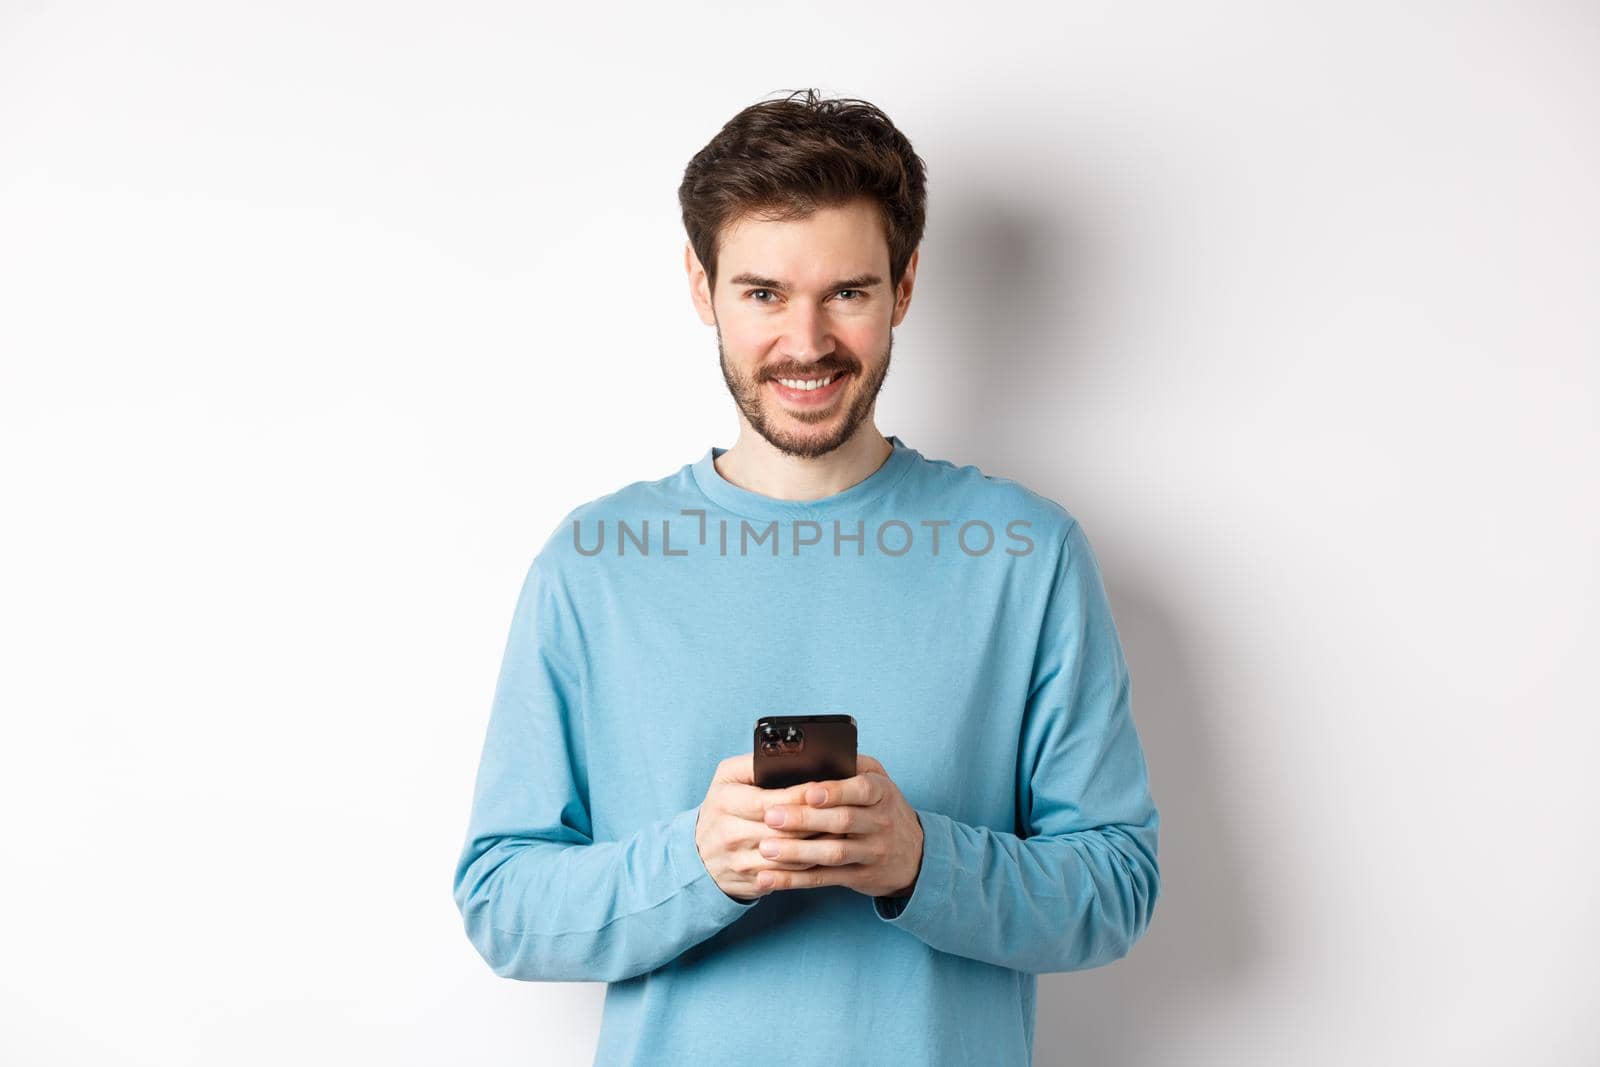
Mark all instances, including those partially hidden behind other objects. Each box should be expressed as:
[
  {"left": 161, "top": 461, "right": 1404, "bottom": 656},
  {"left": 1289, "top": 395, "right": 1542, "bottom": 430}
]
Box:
[
  {"left": 694, "top": 754, "right": 843, "bottom": 901},
  {"left": 753, "top": 754, "right": 925, "bottom": 899}
]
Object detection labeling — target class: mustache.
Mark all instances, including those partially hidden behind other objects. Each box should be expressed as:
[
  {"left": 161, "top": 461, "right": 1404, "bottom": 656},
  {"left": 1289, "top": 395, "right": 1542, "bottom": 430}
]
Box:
[{"left": 761, "top": 365, "right": 855, "bottom": 381}]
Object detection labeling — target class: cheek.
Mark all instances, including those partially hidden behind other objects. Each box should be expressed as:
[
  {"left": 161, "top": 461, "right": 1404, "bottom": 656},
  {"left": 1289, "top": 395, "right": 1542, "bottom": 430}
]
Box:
[
  {"left": 721, "top": 323, "right": 770, "bottom": 351},
  {"left": 831, "top": 323, "right": 888, "bottom": 363},
  {"left": 716, "top": 311, "right": 772, "bottom": 348},
  {"left": 840, "top": 322, "right": 887, "bottom": 349}
]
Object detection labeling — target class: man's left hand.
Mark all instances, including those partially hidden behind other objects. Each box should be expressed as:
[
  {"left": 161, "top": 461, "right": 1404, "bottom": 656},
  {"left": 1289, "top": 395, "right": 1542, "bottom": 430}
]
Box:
[{"left": 756, "top": 754, "right": 924, "bottom": 899}]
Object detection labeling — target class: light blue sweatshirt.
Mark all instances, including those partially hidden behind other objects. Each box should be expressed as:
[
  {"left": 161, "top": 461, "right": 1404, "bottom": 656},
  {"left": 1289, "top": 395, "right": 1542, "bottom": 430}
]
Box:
[{"left": 452, "top": 435, "right": 1160, "bottom": 1066}]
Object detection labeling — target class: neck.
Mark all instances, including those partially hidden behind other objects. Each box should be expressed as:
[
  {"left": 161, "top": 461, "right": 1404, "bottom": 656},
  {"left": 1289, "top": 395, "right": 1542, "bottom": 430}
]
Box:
[{"left": 714, "top": 427, "right": 893, "bottom": 502}]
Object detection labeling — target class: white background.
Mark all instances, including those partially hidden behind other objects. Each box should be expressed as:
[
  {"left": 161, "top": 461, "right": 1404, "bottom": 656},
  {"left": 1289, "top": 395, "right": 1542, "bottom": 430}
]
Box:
[{"left": 2, "top": 2, "right": 1596, "bottom": 1064}]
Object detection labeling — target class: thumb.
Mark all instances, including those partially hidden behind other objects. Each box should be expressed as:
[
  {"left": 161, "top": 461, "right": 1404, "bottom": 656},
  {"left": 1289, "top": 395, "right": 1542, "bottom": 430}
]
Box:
[{"left": 717, "top": 753, "right": 756, "bottom": 785}]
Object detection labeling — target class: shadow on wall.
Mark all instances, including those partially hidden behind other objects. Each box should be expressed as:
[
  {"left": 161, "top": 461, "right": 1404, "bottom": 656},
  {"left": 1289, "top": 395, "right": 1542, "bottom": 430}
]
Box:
[
  {"left": 1038, "top": 577, "right": 1256, "bottom": 1065},
  {"left": 930, "top": 188, "right": 1260, "bottom": 1065}
]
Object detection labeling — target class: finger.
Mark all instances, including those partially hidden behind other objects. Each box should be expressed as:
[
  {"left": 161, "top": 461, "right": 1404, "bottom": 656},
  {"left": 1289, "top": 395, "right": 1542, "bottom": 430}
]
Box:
[
  {"left": 763, "top": 799, "right": 869, "bottom": 835},
  {"left": 713, "top": 799, "right": 851, "bottom": 844},
  {"left": 745, "top": 818, "right": 832, "bottom": 840},
  {"left": 757, "top": 863, "right": 868, "bottom": 893},
  {"left": 716, "top": 784, "right": 767, "bottom": 822},
  {"left": 720, "top": 779, "right": 825, "bottom": 822},
  {"left": 717, "top": 810, "right": 842, "bottom": 841},
  {"left": 753, "top": 852, "right": 817, "bottom": 872},
  {"left": 757, "top": 834, "right": 873, "bottom": 868},
  {"left": 802, "top": 771, "right": 885, "bottom": 811}
]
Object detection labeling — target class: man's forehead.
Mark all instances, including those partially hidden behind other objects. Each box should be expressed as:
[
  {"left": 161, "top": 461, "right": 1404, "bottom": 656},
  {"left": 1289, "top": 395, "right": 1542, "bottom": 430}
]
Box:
[
  {"left": 718, "top": 202, "right": 886, "bottom": 265},
  {"left": 718, "top": 227, "right": 887, "bottom": 291}
]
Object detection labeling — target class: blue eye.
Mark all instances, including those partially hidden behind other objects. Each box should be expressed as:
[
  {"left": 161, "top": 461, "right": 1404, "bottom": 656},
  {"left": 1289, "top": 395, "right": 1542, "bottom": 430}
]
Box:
[
  {"left": 748, "top": 289, "right": 775, "bottom": 302},
  {"left": 836, "top": 290, "right": 861, "bottom": 301}
]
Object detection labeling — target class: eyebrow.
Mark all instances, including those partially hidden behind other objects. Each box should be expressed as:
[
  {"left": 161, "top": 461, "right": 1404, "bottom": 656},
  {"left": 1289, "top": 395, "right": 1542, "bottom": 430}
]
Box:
[{"left": 726, "top": 272, "right": 884, "bottom": 293}]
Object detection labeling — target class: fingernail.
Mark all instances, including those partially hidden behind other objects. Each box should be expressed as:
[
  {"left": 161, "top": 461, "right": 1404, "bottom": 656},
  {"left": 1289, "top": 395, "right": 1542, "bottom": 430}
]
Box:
[
  {"left": 765, "top": 809, "right": 785, "bottom": 827},
  {"left": 759, "top": 840, "right": 780, "bottom": 858},
  {"left": 806, "top": 787, "right": 825, "bottom": 806}
]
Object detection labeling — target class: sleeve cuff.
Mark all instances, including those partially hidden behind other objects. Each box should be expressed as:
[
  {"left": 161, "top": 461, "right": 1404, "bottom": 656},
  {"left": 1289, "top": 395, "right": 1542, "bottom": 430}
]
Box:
[
  {"left": 668, "top": 803, "right": 762, "bottom": 919},
  {"left": 872, "top": 807, "right": 950, "bottom": 925}
]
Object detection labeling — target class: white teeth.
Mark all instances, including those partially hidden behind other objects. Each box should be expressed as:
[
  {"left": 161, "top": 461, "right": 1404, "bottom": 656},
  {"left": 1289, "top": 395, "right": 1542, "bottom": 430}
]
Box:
[{"left": 776, "top": 374, "right": 837, "bottom": 391}]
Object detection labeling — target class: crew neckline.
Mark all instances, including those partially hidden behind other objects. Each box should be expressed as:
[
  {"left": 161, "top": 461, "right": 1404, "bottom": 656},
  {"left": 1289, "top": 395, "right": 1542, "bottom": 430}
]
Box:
[{"left": 690, "top": 435, "right": 919, "bottom": 521}]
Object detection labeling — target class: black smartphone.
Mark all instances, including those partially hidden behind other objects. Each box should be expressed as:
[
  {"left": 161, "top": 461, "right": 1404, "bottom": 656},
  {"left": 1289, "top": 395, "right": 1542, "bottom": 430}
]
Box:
[{"left": 753, "top": 714, "right": 858, "bottom": 790}]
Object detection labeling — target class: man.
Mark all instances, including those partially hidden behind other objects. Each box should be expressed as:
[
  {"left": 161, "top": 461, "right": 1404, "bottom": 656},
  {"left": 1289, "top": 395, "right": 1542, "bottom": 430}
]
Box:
[{"left": 452, "top": 89, "right": 1161, "bottom": 1066}]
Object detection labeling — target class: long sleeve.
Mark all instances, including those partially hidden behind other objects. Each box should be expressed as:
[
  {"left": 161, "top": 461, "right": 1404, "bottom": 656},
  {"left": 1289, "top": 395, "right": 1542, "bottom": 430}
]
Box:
[
  {"left": 451, "top": 554, "right": 759, "bottom": 984},
  {"left": 872, "top": 520, "right": 1161, "bottom": 974}
]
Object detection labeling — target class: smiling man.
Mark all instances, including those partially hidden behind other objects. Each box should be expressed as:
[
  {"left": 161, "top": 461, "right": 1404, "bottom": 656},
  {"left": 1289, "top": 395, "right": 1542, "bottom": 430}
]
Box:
[
  {"left": 452, "top": 89, "right": 1161, "bottom": 1067},
  {"left": 703, "top": 195, "right": 902, "bottom": 473}
]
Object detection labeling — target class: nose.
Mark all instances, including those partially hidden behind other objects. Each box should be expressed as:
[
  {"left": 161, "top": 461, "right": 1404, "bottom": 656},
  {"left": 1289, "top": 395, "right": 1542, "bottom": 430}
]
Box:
[{"left": 780, "top": 301, "right": 835, "bottom": 363}]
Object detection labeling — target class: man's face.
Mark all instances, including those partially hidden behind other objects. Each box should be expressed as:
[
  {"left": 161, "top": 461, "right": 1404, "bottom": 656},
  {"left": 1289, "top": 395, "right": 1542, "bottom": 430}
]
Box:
[{"left": 688, "top": 197, "right": 917, "bottom": 460}]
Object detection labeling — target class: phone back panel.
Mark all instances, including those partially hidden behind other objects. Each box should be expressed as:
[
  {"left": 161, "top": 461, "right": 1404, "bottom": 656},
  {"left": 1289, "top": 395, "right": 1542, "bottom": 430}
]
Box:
[{"left": 753, "top": 714, "right": 858, "bottom": 789}]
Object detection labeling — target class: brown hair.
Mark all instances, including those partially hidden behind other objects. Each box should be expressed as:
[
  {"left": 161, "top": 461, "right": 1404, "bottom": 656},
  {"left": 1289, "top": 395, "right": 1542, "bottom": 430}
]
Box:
[{"left": 678, "top": 88, "right": 928, "bottom": 295}]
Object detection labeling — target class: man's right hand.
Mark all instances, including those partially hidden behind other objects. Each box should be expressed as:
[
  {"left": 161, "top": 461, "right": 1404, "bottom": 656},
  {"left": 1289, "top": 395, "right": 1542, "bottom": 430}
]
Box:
[{"left": 694, "top": 754, "right": 836, "bottom": 901}]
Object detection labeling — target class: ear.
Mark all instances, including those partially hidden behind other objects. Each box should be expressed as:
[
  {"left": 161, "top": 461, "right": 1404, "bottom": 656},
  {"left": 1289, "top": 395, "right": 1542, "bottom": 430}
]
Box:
[
  {"left": 685, "top": 241, "right": 717, "bottom": 326},
  {"left": 890, "top": 247, "right": 919, "bottom": 328}
]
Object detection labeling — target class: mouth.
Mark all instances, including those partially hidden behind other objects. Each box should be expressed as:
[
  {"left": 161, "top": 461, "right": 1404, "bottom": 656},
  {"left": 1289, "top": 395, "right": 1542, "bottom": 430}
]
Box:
[{"left": 767, "top": 370, "right": 851, "bottom": 407}]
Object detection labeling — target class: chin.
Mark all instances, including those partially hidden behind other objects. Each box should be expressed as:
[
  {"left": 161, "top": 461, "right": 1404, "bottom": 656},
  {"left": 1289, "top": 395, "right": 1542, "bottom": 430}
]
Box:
[{"left": 764, "top": 421, "right": 856, "bottom": 459}]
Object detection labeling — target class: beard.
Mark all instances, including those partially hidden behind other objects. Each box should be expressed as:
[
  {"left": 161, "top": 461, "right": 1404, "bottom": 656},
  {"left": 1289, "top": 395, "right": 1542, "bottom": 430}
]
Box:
[{"left": 716, "top": 326, "right": 894, "bottom": 460}]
